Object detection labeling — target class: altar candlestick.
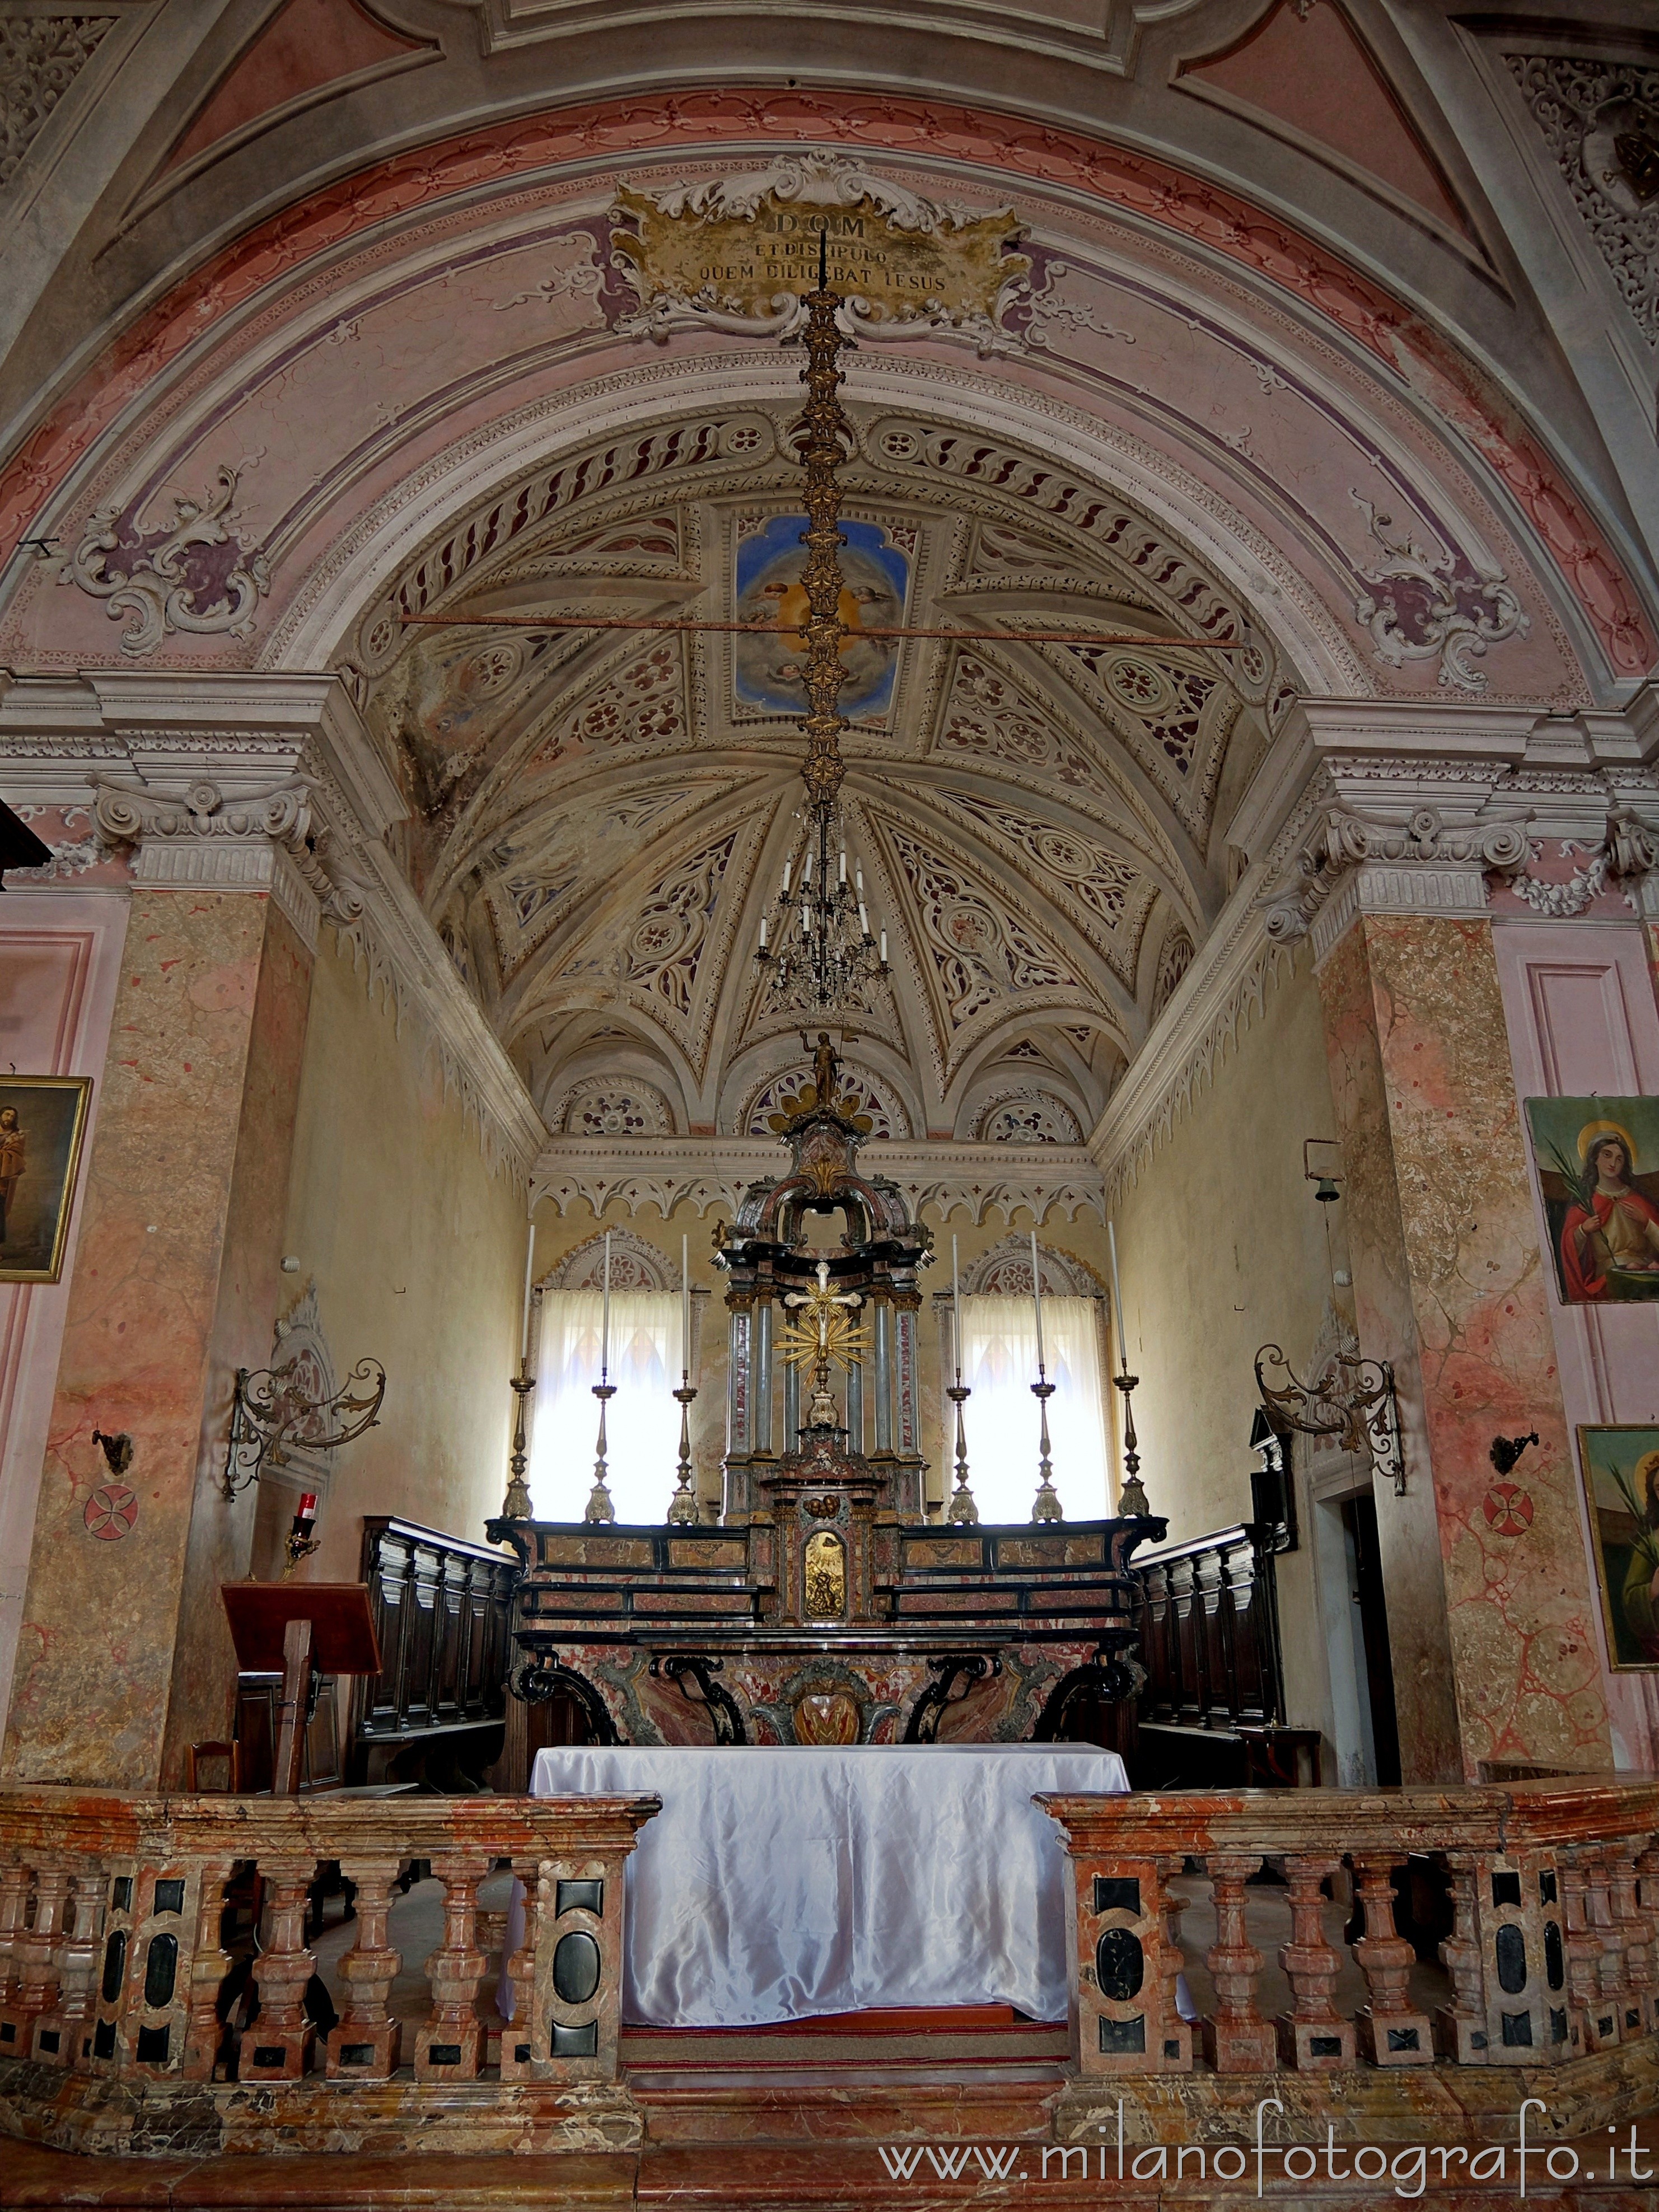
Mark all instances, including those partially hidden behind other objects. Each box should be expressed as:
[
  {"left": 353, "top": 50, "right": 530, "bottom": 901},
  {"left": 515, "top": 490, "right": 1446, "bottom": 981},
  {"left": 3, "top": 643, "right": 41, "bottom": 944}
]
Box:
[
  {"left": 1107, "top": 1221, "right": 1127, "bottom": 1371},
  {"left": 1030, "top": 1228, "right": 1046, "bottom": 1371},
  {"left": 518, "top": 1222, "right": 536, "bottom": 1364},
  {"left": 681, "top": 1233, "right": 691, "bottom": 1373},
  {"left": 946, "top": 1232, "right": 977, "bottom": 1524},
  {"left": 601, "top": 1229, "right": 612, "bottom": 1374}
]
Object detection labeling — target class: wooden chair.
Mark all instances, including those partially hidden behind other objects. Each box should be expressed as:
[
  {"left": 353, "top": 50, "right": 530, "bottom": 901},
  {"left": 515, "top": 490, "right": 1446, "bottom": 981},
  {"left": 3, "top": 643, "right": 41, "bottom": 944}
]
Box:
[{"left": 186, "top": 1740, "right": 243, "bottom": 1792}]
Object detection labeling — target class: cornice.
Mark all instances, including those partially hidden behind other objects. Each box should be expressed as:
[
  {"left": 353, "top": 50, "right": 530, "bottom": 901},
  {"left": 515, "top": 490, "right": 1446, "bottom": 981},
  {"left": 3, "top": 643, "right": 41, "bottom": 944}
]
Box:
[
  {"left": 1233, "top": 685, "right": 1659, "bottom": 967},
  {"left": 0, "top": 672, "right": 546, "bottom": 1185}
]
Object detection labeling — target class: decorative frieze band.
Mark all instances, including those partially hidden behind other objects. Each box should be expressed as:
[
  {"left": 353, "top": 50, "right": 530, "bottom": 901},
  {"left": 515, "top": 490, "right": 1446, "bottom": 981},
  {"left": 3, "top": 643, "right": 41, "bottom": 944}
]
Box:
[{"left": 531, "top": 1137, "right": 1105, "bottom": 1224}]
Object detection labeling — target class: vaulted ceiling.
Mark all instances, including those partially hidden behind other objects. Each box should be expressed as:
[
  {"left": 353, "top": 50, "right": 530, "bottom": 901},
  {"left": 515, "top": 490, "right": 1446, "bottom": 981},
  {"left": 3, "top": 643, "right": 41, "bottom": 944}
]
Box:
[{"left": 359, "top": 398, "right": 1277, "bottom": 1142}]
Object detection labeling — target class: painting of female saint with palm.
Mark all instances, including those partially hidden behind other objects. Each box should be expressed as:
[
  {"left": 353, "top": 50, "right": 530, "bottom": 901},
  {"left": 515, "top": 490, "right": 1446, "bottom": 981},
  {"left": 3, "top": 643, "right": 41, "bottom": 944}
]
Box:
[{"left": 1526, "top": 1096, "right": 1659, "bottom": 1304}]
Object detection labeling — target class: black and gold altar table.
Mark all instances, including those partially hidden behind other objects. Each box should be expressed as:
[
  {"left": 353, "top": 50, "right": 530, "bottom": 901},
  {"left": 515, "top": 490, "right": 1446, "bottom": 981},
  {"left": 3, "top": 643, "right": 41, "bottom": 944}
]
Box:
[{"left": 488, "top": 1049, "right": 1162, "bottom": 1767}]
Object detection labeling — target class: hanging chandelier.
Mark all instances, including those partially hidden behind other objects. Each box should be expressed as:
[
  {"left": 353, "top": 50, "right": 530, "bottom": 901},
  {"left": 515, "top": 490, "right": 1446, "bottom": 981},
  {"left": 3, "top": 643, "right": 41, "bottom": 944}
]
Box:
[{"left": 753, "top": 236, "right": 891, "bottom": 1018}]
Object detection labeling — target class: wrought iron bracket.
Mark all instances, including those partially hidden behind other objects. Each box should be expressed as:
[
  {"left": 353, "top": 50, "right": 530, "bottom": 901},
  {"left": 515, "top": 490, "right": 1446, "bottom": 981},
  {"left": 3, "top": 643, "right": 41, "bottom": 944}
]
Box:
[
  {"left": 221, "top": 1354, "right": 386, "bottom": 1500},
  {"left": 1255, "top": 1341, "right": 1405, "bottom": 1497}
]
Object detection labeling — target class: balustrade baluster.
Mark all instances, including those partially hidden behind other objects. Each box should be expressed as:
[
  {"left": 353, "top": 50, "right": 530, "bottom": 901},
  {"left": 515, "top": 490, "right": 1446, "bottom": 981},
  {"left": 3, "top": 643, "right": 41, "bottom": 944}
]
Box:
[
  {"left": 0, "top": 1863, "right": 33, "bottom": 2053},
  {"left": 1436, "top": 1853, "right": 1487, "bottom": 2063},
  {"left": 415, "top": 1855, "right": 488, "bottom": 2079},
  {"left": 181, "top": 1858, "right": 237, "bottom": 2080},
  {"left": 1635, "top": 1839, "right": 1659, "bottom": 2033},
  {"left": 1201, "top": 1853, "right": 1274, "bottom": 2071},
  {"left": 242, "top": 1859, "right": 317, "bottom": 2079},
  {"left": 1598, "top": 1842, "right": 1650, "bottom": 2041},
  {"left": 35, "top": 1870, "right": 101, "bottom": 2066},
  {"left": 326, "top": 1859, "right": 404, "bottom": 2080},
  {"left": 16, "top": 1865, "right": 71, "bottom": 2052},
  {"left": 1351, "top": 1856, "right": 1431, "bottom": 2066},
  {"left": 1560, "top": 1848, "right": 1616, "bottom": 2052},
  {"left": 1274, "top": 1855, "right": 1354, "bottom": 2069},
  {"left": 497, "top": 1860, "right": 541, "bottom": 2082}
]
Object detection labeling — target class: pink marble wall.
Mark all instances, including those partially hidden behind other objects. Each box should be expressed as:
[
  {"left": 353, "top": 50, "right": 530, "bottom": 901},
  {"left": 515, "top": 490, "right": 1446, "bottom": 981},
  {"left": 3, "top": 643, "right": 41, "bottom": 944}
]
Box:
[
  {"left": 1319, "top": 914, "right": 1613, "bottom": 1783},
  {"left": 2, "top": 888, "right": 313, "bottom": 1790},
  {"left": 162, "top": 903, "right": 315, "bottom": 1785},
  {"left": 0, "top": 894, "right": 131, "bottom": 1727}
]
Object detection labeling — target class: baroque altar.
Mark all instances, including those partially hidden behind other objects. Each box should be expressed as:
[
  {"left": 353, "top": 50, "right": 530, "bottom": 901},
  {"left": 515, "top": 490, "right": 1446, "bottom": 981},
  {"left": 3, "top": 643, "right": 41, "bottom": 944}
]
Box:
[{"left": 490, "top": 1047, "right": 1162, "bottom": 1762}]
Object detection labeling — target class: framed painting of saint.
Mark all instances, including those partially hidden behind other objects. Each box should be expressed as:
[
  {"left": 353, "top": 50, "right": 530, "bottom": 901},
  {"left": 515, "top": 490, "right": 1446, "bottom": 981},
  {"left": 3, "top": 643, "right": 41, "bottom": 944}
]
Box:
[
  {"left": 0, "top": 1075, "right": 92, "bottom": 1284},
  {"left": 1524, "top": 1095, "right": 1659, "bottom": 1304},
  {"left": 1578, "top": 1425, "right": 1659, "bottom": 1671}
]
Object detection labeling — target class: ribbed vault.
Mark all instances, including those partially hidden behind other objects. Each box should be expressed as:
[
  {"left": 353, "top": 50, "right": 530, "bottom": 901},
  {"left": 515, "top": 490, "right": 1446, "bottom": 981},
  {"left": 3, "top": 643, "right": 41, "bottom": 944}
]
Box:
[{"left": 359, "top": 396, "right": 1276, "bottom": 1139}]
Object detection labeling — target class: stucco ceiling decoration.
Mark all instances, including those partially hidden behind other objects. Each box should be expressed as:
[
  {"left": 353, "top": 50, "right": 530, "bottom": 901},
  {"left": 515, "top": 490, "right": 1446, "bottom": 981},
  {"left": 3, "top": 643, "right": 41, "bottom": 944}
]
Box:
[
  {"left": 361, "top": 392, "right": 1244, "bottom": 1141},
  {"left": 1506, "top": 54, "right": 1659, "bottom": 349}
]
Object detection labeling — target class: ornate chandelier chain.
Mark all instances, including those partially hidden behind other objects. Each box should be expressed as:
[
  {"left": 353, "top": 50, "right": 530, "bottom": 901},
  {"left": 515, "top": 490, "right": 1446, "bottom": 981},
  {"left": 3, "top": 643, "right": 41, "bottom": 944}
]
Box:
[
  {"left": 792, "top": 250, "right": 854, "bottom": 813},
  {"left": 755, "top": 236, "right": 890, "bottom": 1017}
]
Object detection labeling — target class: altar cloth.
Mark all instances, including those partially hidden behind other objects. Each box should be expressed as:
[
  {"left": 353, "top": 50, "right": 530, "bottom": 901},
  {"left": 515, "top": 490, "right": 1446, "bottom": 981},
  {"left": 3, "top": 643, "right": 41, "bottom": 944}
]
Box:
[{"left": 521, "top": 1741, "right": 1128, "bottom": 2028}]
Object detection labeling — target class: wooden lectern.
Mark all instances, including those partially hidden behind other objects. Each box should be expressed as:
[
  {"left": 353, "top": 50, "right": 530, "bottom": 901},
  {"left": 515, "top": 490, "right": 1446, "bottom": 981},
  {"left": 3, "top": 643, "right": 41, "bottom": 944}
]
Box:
[{"left": 221, "top": 1583, "right": 381, "bottom": 1795}]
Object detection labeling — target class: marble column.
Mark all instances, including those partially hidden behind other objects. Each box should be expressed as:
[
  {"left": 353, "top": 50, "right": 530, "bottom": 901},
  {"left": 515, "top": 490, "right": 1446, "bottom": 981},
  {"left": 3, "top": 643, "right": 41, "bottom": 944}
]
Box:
[
  {"left": 2, "top": 749, "right": 327, "bottom": 1789},
  {"left": 1313, "top": 886, "right": 1613, "bottom": 1783}
]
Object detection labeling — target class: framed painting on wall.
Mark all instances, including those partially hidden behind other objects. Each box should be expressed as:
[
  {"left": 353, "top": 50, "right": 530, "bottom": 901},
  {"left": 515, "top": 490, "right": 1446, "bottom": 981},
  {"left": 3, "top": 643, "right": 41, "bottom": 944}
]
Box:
[
  {"left": 0, "top": 1075, "right": 92, "bottom": 1284},
  {"left": 1524, "top": 1095, "right": 1659, "bottom": 1303},
  {"left": 1578, "top": 1424, "right": 1659, "bottom": 1671}
]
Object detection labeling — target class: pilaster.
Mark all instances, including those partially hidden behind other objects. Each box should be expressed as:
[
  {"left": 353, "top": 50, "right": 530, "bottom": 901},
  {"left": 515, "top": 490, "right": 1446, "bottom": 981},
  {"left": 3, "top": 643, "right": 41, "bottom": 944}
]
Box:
[
  {"left": 1248, "top": 696, "right": 1659, "bottom": 1783},
  {"left": 0, "top": 681, "right": 407, "bottom": 1789}
]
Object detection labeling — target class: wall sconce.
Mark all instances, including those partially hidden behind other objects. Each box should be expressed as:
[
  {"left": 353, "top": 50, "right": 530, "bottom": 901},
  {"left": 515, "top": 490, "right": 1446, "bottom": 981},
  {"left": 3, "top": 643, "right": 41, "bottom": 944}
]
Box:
[{"left": 91, "top": 1428, "right": 133, "bottom": 1476}]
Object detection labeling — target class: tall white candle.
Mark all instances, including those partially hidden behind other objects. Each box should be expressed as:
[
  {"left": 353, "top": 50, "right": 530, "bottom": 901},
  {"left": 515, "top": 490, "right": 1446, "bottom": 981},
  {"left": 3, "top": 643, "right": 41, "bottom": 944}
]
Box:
[
  {"left": 518, "top": 1222, "right": 536, "bottom": 1364},
  {"left": 601, "top": 1228, "right": 612, "bottom": 1374},
  {"left": 1107, "top": 1220, "right": 1127, "bottom": 1369},
  {"left": 1030, "top": 1227, "right": 1046, "bottom": 1370},
  {"left": 681, "top": 1233, "right": 690, "bottom": 1375},
  {"left": 951, "top": 1233, "right": 961, "bottom": 1377}
]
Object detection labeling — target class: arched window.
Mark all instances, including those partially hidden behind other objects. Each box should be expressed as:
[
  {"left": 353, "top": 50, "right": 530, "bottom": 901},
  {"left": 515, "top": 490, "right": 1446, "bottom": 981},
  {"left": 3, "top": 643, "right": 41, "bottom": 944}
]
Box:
[{"left": 955, "top": 1296, "right": 1110, "bottom": 1522}]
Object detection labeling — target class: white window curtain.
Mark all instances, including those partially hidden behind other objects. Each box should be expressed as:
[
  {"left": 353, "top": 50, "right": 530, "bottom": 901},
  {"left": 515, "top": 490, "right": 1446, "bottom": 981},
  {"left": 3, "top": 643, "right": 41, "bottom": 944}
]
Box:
[
  {"left": 529, "top": 1290, "right": 681, "bottom": 1524},
  {"left": 956, "top": 1294, "right": 1111, "bottom": 1522}
]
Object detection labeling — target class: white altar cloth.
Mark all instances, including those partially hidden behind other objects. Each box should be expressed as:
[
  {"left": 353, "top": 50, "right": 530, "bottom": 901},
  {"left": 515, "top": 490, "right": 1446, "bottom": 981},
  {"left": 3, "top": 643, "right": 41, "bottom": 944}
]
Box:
[{"left": 521, "top": 1741, "right": 1127, "bottom": 2028}]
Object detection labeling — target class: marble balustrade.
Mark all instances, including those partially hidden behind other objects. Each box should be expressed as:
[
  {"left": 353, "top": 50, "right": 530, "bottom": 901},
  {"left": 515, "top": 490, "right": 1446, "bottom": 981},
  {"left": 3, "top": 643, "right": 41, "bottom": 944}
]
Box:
[
  {"left": 1, "top": 1775, "right": 1658, "bottom": 2151},
  {"left": 0, "top": 1787, "right": 656, "bottom": 2090},
  {"left": 1039, "top": 1775, "right": 1659, "bottom": 2084}
]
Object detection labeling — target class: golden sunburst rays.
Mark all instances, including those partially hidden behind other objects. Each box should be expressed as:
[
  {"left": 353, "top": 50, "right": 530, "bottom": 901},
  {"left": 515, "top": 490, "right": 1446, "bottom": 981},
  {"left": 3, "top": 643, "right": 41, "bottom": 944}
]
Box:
[{"left": 777, "top": 1290, "right": 872, "bottom": 1374}]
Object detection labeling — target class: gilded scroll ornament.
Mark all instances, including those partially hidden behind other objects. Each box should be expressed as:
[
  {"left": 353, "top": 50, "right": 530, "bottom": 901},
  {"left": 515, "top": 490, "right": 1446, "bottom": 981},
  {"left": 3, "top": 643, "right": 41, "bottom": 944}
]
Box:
[{"left": 610, "top": 153, "right": 1029, "bottom": 352}]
